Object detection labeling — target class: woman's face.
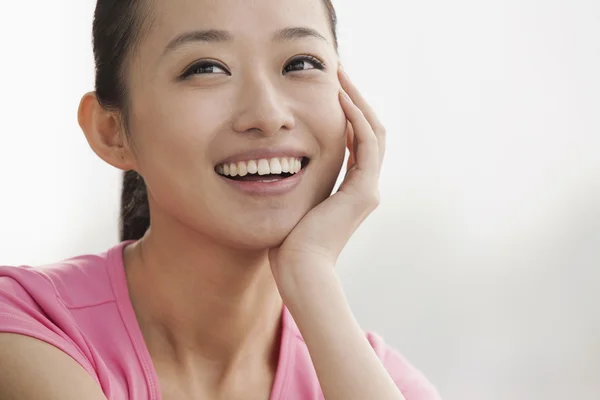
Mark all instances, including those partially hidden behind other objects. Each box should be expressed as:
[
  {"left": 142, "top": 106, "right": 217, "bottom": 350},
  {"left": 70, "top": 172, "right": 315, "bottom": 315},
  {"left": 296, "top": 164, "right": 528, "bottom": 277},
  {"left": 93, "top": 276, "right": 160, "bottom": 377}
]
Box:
[{"left": 124, "top": 0, "right": 347, "bottom": 249}]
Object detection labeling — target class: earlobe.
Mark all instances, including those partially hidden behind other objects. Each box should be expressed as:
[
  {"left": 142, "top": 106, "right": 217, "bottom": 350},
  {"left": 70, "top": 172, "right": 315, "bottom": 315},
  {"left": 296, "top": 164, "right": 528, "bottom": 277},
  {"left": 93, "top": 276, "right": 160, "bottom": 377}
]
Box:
[{"left": 77, "top": 92, "right": 136, "bottom": 171}]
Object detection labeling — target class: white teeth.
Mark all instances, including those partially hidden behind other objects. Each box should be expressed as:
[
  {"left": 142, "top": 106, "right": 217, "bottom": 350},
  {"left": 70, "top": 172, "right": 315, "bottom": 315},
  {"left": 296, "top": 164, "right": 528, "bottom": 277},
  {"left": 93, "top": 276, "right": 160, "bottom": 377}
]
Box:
[
  {"left": 270, "top": 158, "right": 282, "bottom": 174},
  {"left": 229, "top": 163, "right": 238, "bottom": 177},
  {"left": 247, "top": 160, "right": 258, "bottom": 174},
  {"left": 257, "top": 159, "right": 270, "bottom": 176},
  {"left": 281, "top": 158, "right": 290, "bottom": 173},
  {"left": 238, "top": 162, "right": 248, "bottom": 177},
  {"left": 216, "top": 156, "right": 305, "bottom": 177}
]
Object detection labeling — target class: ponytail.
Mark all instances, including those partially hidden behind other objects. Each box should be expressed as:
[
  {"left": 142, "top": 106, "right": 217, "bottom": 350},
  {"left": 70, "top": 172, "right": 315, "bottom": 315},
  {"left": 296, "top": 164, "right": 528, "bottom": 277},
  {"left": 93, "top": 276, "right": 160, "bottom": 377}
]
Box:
[{"left": 120, "top": 170, "right": 150, "bottom": 241}]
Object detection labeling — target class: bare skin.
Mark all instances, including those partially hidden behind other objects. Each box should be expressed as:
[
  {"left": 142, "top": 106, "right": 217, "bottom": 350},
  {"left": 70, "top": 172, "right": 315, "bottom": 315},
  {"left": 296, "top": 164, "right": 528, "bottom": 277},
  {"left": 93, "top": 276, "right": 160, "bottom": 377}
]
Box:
[{"left": 78, "top": 0, "right": 399, "bottom": 399}]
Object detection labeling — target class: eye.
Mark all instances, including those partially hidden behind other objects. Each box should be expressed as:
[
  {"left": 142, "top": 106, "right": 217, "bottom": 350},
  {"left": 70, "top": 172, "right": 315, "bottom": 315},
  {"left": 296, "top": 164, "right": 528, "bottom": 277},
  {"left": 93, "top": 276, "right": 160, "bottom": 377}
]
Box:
[
  {"left": 181, "top": 61, "right": 230, "bottom": 78},
  {"left": 283, "top": 55, "right": 326, "bottom": 74}
]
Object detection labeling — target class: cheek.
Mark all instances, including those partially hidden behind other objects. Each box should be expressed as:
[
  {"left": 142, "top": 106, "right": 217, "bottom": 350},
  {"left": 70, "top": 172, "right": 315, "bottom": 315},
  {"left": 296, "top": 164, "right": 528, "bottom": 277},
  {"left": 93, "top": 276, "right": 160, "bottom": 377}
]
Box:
[
  {"left": 129, "top": 90, "right": 227, "bottom": 171},
  {"left": 299, "top": 91, "right": 348, "bottom": 200},
  {"left": 125, "top": 91, "right": 229, "bottom": 222},
  {"left": 304, "top": 91, "right": 347, "bottom": 164}
]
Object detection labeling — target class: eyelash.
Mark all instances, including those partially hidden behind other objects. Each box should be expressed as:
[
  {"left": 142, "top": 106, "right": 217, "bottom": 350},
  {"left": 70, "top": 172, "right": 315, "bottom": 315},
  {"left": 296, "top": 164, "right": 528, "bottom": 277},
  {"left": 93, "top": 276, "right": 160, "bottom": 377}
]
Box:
[{"left": 180, "top": 55, "right": 326, "bottom": 79}]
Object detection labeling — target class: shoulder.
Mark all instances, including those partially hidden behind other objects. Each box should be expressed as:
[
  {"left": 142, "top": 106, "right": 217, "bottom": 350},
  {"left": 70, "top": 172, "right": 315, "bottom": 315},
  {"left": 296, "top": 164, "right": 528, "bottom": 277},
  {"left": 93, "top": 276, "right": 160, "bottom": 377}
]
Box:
[
  {"left": 0, "top": 263, "right": 99, "bottom": 380},
  {"left": 0, "top": 242, "right": 127, "bottom": 380},
  {"left": 0, "top": 245, "right": 116, "bottom": 311},
  {"left": 0, "top": 333, "right": 108, "bottom": 400}
]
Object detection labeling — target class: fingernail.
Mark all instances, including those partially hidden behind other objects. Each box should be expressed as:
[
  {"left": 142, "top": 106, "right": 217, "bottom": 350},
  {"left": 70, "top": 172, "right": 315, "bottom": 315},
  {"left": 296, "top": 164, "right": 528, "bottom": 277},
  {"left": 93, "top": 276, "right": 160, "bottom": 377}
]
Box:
[{"left": 340, "top": 89, "right": 351, "bottom": 101}]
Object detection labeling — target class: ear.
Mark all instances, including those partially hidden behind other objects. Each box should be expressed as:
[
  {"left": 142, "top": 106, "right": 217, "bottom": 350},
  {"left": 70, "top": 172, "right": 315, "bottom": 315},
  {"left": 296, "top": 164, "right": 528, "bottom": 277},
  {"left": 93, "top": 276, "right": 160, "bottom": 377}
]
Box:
[{"left": 78, "top": 92, "right": 137, "bottom": 171}]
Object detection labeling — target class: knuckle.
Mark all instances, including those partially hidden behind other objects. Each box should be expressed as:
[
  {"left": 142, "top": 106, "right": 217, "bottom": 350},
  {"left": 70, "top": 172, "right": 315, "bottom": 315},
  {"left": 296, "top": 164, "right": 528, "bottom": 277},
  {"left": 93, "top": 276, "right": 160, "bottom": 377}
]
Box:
[
  {"left": 378, "top": 134, "right": 387, "bottom": 146},
  {"left": 371, "top": 191, "right": 381, "bottom": 207},
  {"left": 375, "top": 124, "right": 387, "bottom": 136}
]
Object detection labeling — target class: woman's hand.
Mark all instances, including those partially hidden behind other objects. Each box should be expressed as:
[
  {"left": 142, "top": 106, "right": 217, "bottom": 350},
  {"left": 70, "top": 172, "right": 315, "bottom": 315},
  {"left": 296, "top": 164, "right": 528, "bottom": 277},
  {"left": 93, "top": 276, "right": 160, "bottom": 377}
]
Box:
[
  {"left": 268, "top": 65, "right": 386, "bottom": 291},
  {"left": 267, "top": 66, "right": 405, "bottom": 400}
]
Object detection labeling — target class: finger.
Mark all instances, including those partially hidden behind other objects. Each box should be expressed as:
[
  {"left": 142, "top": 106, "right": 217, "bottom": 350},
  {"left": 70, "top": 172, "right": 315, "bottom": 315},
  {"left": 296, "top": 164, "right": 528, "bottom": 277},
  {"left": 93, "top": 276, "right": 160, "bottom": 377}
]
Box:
[
  {"left": 345, "top": 122, "right": 356, "bottom": 170},
  {"left": 339, "top": 89, "right": 379, "bottom": 179},
  {"left": 338, "top": 67, "right": 386, "bottom": 166},
  {"left": 338, "top": 67, "right": 385, "bottom": 134}
]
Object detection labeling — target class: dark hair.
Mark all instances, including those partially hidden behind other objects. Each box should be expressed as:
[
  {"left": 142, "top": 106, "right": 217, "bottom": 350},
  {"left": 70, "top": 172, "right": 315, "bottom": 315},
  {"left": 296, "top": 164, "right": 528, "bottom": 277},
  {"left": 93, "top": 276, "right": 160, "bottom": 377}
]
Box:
[{"left": 92, "top": 0, "right": 339, "bottom": 241}]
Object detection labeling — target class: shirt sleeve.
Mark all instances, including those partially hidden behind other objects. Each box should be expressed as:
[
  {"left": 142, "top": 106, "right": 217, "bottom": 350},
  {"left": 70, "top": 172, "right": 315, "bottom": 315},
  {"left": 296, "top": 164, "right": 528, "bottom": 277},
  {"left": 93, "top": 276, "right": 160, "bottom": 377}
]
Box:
[
  {"left": 366, "top": 331, "right": 442, "bottom": 400},
  {"left": 0, "top": 266, "right": 98, "bottom": 381}
]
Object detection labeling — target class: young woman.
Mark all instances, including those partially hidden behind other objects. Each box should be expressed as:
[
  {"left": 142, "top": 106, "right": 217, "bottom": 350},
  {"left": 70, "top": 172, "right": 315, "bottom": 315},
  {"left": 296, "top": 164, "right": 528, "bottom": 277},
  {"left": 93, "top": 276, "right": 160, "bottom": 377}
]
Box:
[{"left": 0, "top": 0, "right": 441, "bottom": 399}]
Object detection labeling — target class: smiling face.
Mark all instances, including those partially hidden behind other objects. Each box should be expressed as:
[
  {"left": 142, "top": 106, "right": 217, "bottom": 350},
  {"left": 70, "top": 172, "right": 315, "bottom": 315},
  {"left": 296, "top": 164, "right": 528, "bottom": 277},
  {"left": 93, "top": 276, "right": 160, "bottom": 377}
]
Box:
[{"left": 122, "top": 0, "right": 347, "bottom": 249}]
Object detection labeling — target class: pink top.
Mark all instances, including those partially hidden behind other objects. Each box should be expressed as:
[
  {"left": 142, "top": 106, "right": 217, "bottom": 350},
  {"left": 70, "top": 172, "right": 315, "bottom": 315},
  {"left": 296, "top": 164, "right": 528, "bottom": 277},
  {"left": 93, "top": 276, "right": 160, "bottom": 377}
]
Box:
[{"left": 0, "top": 241, "right": 440, "bottom": 399}]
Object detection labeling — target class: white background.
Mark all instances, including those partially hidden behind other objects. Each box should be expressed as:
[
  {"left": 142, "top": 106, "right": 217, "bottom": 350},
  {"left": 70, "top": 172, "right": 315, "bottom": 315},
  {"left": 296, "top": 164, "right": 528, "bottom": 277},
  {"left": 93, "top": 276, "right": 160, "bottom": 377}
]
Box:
[{"left": 1, "top": 1, "right": 599, "bottom": 399}]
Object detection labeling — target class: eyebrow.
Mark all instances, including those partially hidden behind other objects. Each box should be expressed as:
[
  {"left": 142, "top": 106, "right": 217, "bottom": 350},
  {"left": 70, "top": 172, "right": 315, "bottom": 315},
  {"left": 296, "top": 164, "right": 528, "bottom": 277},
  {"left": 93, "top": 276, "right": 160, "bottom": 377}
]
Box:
[{"left": 163, "top": 27, "right": 328, "bottom": 56}]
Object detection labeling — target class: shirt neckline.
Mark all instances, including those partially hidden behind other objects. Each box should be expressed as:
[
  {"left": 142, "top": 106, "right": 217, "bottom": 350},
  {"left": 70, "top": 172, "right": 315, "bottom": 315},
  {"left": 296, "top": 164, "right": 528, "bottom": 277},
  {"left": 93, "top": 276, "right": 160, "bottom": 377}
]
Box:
[{"left": 106, "top": 240, "right": 294, "bottom": 400}]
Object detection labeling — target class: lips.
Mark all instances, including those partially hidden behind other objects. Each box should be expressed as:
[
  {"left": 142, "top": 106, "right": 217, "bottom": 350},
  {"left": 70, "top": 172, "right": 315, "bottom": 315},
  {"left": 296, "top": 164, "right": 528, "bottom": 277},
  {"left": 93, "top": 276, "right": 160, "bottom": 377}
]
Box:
[
  {"left": 217, "top": 161, "right": 308, "bottom": 195},
  {"left": 213, "top": 146, "right": 311, "bottom": 194}
]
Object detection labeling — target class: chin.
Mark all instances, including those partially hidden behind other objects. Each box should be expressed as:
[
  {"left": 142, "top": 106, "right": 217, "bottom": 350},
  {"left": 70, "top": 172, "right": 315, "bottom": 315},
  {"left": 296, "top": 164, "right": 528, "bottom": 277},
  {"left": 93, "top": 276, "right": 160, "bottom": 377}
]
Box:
[
  {"left": 218, "top": 228, "right": 292, "bottom": 252},
  {"left": 213, "top": 210, "right": 308, "bottom": 251}
]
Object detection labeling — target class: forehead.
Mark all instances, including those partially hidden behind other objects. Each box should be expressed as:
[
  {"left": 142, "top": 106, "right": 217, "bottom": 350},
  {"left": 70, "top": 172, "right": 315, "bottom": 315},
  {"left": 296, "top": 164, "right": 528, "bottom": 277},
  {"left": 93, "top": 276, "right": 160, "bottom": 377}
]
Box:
[{"left": 147, "top": 0, "right": 332, "bottom": 46}]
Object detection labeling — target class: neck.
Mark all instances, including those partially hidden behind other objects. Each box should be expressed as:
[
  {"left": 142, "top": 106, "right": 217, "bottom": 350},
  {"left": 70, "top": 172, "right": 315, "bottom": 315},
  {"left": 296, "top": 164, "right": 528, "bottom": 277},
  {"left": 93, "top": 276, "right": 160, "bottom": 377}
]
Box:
[{"left": 123, "top": 219, "right": 283, "bottom": 373}]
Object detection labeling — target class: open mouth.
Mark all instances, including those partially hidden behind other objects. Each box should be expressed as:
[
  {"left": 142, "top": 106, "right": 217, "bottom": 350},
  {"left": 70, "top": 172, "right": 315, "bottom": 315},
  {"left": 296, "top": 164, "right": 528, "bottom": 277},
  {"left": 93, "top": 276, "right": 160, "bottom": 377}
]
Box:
[{"left": 215, "top": 157, "right": 310, "bottom": 182}]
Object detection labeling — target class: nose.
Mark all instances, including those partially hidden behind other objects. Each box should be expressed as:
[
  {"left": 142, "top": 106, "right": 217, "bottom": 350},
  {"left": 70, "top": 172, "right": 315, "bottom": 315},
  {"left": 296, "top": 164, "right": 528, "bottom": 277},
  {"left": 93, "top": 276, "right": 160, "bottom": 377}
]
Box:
[{"left": 232, "top": 73, "right": 295, "bottom": 137}]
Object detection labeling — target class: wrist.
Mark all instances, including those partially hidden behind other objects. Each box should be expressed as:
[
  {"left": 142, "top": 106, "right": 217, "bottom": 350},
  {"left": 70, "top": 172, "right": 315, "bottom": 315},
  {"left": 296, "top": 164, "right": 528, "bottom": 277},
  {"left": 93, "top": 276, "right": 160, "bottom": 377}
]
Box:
[
  {"left": 276, "top": 264, "right": 359, "bottom": 329},
  {"left": 274, "top": 261, "right": 338, "bottom": 305}
]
